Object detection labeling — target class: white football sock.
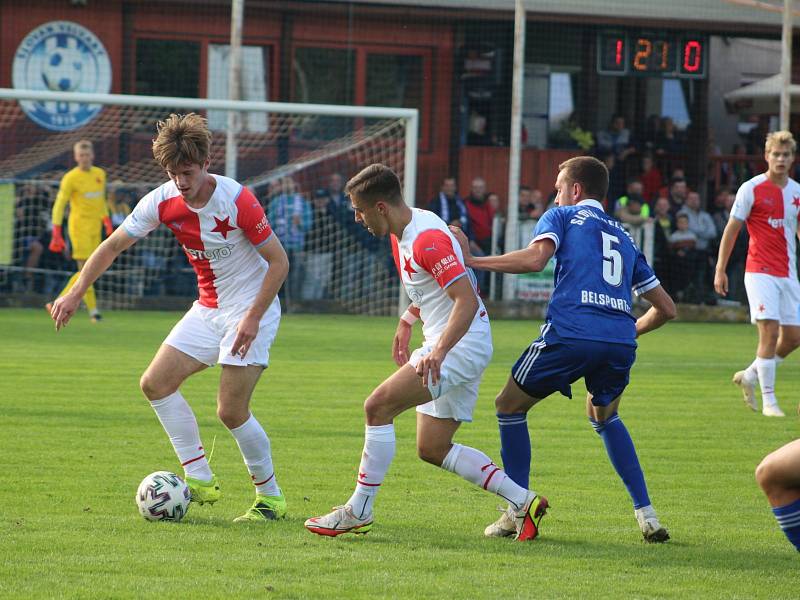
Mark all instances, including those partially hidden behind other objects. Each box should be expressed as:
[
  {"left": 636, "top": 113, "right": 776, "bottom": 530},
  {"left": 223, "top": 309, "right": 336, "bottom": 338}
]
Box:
[
  {"left": 743, "top": 358, "right": 759, "bottom": 384},
  {"left": 745, "top": 355, "right": 784, "bottom": 383},
  {"left": 150, "top": 391, "right": 212, "bottom": 481},
  {"left": 229, "top": 414, "right": 280, "bottom": 497},
  {"left": 347, "top": 424, "right": 396, "bottom": 518},
  {"left": 755, "top": 357, "right": 778, "bottom": 406},
  {"left": 442, "top": 443, "right": 530, "bottom": 510}
]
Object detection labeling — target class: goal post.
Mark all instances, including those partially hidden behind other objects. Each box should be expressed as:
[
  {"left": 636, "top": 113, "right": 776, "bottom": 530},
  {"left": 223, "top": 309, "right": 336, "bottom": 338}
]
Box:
[{"left": 0, "top": 87, "right": 418, "bottom": 316}]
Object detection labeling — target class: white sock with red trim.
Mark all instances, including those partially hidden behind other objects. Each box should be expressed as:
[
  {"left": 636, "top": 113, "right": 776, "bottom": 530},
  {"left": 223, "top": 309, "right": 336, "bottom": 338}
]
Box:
[
  {"left": 755, "top": 357, "right": 778, "bottom": 407},
  {"left": 150, "top": 391, "right": 212, "bottom": 481},
  {"left": 346, "top": 424, "right": 396, "bottom": 519},
  {"left": 229, "top": 414, "right": 281, "bottom": 497},
  {"left": 442, "top": 443, "right": 529, "bottom": 510}
]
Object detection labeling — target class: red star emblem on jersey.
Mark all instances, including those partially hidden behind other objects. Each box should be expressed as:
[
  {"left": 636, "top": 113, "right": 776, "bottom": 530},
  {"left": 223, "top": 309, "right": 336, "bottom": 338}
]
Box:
[
  {"left": 211, "top": 216, "right": 237, "bottom": 239},
  {"left": 793, "top": 196, "right": 800, "bottom": 208},
  {"left": 758, "top": 303, "right": 766, "bottom": 313},
  {"left": 358, "top": 472, "right": 368, "bottom": 480},
  {"left": 403, "top": 255, "right": 416, "bottom": 277}
]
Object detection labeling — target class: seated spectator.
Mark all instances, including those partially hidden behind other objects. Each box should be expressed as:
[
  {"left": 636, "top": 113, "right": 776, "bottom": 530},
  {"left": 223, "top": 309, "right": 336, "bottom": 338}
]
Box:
[
  {"left": 615, "top": 180, "right": 650, "bottom": 226},
  {"left": 640, "top": 153, "right": 663, "bottom": 202},
  {"left": 597, "top": 114, "right": 636, "bottom": 162},
  {"left": 518, "top": 186, "right": 545, "bottom": 220},
  {"left": 668, "top": 213, "right": 698, "bottom": 302}
]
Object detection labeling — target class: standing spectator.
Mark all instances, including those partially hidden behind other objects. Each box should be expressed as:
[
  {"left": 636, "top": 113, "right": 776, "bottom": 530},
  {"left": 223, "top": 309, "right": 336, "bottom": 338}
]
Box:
[
  {"left": 652, "top": 196, "right": 674, "bottom": 293},
  {"left": 731, "top": 143, "right": 754, "bottom": 187},
  {"left": 666, "top": 176, "right": 689, "bottom": 216},
  {"left": 301, "top": 188, "right": 338, "bottom": 301},
  {"left": 655, "top": 117, "right": 685, "bottom": 155},
  {"left": 464, "top": 176, "right": 494, "bottom": 295},
  {"left": 712, "top": 188, "right": 747, "bottom": 304},
  {"left": 325, "top": 173, "right": 347, "bottom": 208},
  {"left": 640, "top": 154, "right": 663, "bottom": 202},
  {"left": 464, "top": 177, "right": 495, "bottom": 254},
  {"left": 615, "top": 179, "right": 650, "bottom": 224},
  {"left": 668, "top": 213, "right": 698, "bottom": 301},
  {"left": 518, "top": 186, "right": 545, "bottom": 221},
  {"left": 601, "top": 152, "right": 625, "bottom": 211},
  {"left": 266, "top": 177, "right": 312, "bottom": 309},
  {"left": 427, "top": 176, "right": 470, "bottom": 233},
  {"left": 107, "top": 180, "right": 133, "bottom": 228},
  {"left": 677, "top": 191, "right": 717, "bottom": 302}
]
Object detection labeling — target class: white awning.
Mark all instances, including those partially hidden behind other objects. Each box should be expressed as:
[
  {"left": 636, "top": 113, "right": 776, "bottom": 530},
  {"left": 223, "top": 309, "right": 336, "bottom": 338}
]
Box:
[{"left": 724, "top": 74, "right": 800, "bottom": 115}]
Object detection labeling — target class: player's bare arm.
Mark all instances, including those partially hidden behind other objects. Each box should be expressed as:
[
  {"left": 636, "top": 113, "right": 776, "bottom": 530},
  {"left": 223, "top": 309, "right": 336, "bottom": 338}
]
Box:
[
  {"left": 714, "top": 217, "right": 744, "bottom": 296},
  {"left": 451, "top": 225, "right": 556, "bottom": 274},
  {"left": 392, "top": 304, "right": 420, "bottom": 366},
  {"left": 635, "top": 285, "right": 677, "bottom": 337},
  {"left": 50, "top": 227, "right": 138, "bottom": 330},
  {"left": 415, "top": 276, "right": 478, "bottom": 387},
  {"left": 229, "top": 236, "right": 289, "bottom": 359}
]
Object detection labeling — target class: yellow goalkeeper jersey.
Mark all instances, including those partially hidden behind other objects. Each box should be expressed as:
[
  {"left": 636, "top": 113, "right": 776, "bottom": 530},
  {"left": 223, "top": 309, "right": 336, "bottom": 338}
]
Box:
[{"left": 52, "top": 166, "right": 108, "bottom": 228}]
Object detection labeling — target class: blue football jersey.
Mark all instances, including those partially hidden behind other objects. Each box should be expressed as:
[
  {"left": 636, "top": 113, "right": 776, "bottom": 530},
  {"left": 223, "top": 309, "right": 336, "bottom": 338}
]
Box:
[{"left": 532, "top": 199, "right": 659, "bottom": 346}]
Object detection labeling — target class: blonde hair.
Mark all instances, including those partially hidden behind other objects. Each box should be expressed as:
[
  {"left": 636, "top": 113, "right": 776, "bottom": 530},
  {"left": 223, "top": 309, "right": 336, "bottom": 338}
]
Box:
[
  {"left": 765, "top": 130, "right": 796, "bottom": 154},
  {"left": 73, "top": 139, "right": 93, "bottom": 152},
  {"left": 345, "top": 163, "right": 403, "bottom": 206},
  {"left": 152, "top": 113, "right": 211, "bottom": 169}
]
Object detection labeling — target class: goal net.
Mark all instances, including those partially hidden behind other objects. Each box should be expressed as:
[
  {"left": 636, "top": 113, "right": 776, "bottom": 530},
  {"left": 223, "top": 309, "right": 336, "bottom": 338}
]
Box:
[{"left": 0, "top": 89, "right": 417, "bottom": 316}]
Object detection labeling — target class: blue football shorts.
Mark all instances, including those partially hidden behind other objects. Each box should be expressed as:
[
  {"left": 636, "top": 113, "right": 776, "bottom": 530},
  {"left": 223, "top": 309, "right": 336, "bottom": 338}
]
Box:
[{"left": 510, "top": 323, "right": 636, "bottom": 407}]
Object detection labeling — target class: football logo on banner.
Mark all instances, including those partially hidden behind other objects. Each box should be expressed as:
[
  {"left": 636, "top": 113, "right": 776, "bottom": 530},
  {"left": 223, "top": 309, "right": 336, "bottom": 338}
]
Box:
[{"left": 12, "top": 21, "right": 112, "bottom": 131}]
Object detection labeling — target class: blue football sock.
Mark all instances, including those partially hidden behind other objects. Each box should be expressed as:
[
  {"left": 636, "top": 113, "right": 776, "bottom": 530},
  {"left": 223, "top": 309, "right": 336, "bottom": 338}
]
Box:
[
  {"left": 772, "top": 497, "right": 800, "bottom": 552},
  {"left": 497, "top": 412, "right": 531, "bottom": 489},
  {"left": 590, "top": 414, "right": 651, "bottom": 509}
]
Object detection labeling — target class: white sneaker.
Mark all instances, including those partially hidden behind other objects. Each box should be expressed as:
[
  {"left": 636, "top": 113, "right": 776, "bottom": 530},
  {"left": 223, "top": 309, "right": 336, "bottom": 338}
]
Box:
[
  {"left": 732, "top": 370, "right": 758, "bottom": 411},
  {"left": 762, "top": 404, "right": 786, "bottom": 417},
  {"left": 635, "top": 507, "right": 670, "bottom": 543},
  {"left": 304, "top": 505, "right": 373, "bottom": 537},
  {"left": 484, "top": 506, "right": 516, "bottom": 538}
]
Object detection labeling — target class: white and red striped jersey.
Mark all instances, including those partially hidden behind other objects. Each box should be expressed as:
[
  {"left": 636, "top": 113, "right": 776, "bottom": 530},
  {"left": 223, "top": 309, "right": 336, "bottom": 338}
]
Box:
[
  {"left": 732, "top": 174, "right": 800, "bottom": 279},
  {"left": 391, "top": 208, "right": 489, "bottom": 341},
  {"left": 123, "top": 175, "right": 274, "bottom": 309}
]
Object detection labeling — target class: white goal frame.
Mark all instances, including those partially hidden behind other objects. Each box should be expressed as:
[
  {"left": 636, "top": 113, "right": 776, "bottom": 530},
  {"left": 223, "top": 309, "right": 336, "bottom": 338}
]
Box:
[{"left": 0, "top": 87, "right": 418, "bottom": 314}]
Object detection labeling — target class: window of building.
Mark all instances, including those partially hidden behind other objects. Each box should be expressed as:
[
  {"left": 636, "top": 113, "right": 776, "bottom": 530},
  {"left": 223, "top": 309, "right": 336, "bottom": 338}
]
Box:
[
  {"left": 135, "top": 39, "right": 200, "bottom": 98},
  {"left": 207, "top": 44, "right": 271, "bottom": 132}
]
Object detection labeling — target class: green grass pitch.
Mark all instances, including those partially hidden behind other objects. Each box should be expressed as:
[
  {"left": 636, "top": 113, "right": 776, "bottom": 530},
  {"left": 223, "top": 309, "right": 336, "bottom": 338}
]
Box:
[{"left": 1, "top": 308, "right": 798, "bottom": 598}]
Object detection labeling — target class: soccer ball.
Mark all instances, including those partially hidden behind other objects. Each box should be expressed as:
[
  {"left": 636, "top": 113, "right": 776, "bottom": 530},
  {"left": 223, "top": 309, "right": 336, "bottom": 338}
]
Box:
[
  {"left": 136, "top": 471, "right": 191, "bottom": 522},
  {"left": 41, "top": 43, "right": 84, "bottom": 92}
]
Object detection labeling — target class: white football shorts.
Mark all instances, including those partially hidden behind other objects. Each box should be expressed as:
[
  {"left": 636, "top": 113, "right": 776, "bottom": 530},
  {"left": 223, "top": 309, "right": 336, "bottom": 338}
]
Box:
[
  {"left": 164, "top": 299, "right": 281, "bottom": 367},
  {"left": 744, "top": 272, "right": 800, "bottom": 325},
  {"left": 410, "top": 330, "right": 493, "bottom": 422}
]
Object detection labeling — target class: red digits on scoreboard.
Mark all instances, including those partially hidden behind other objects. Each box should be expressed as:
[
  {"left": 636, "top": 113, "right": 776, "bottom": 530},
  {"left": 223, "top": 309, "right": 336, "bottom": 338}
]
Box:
[{"left": 683, "top": 40, "right": 701, "bottom": 73}]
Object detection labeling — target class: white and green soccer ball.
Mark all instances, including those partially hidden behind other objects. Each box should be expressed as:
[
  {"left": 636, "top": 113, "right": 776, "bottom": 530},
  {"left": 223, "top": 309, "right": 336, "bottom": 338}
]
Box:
[{"left": 136, "top": 471, "right": 191, "bottom": 522}]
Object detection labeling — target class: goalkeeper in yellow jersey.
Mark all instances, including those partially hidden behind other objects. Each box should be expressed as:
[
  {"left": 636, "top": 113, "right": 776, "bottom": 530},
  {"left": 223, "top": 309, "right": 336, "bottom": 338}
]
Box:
[{"left": 48, "top": 140, "right": 113, "bottom": 322}]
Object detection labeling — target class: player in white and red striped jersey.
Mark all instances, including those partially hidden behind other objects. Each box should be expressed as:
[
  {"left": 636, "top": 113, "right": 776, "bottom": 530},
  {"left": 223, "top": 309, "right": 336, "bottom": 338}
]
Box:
[
  {"left": 50, "top": 114, "right": 291, "bottom": 522},
  {"left": 716, "top": 130, "right": 800, "bottom": 418},
  {"left": 304, "top": 164, "right": 548, "bottom": 540}
]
